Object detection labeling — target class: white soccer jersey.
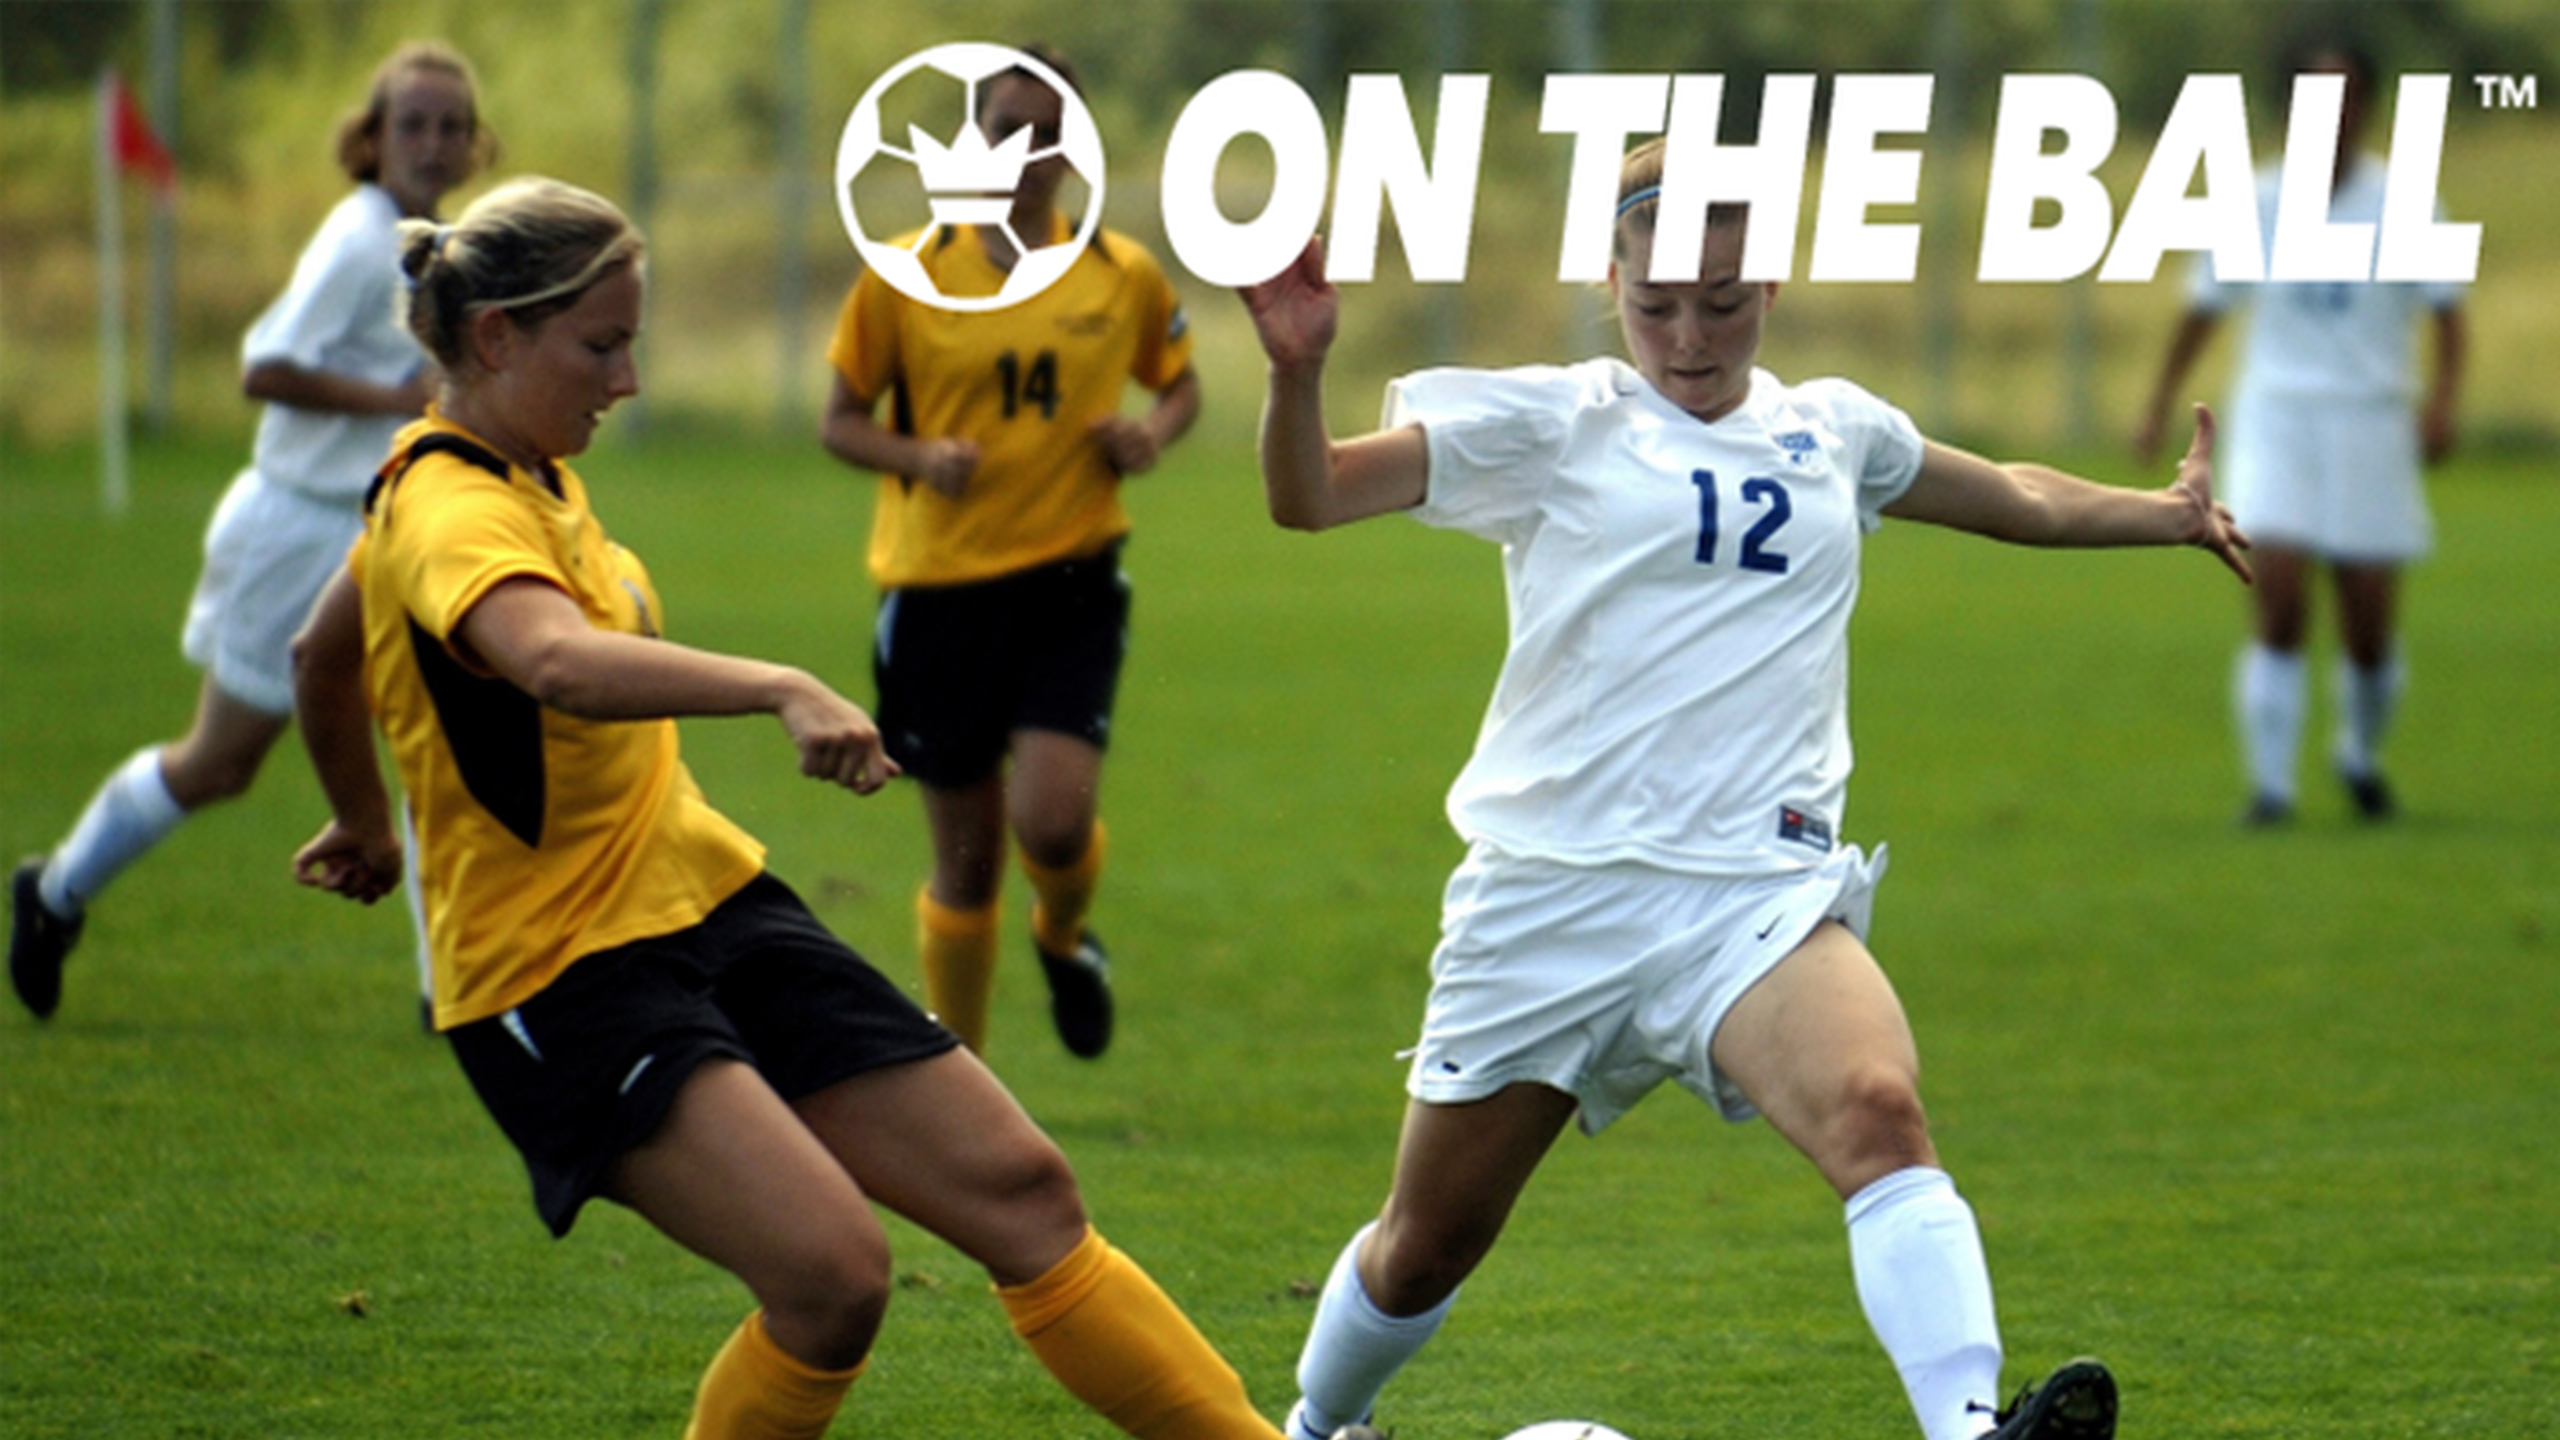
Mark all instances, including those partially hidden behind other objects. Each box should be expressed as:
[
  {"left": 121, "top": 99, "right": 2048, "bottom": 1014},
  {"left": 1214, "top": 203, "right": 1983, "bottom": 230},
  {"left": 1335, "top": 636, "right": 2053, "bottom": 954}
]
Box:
[
  {"left": 240, "top": 184, "right": 426, "bottom": 500},
  {"left": 2187, "top": 156, "right": 2466, "bottom": 405},
  {"left": 1395, "top": 358, "right": 1923, "bottom": 877}
]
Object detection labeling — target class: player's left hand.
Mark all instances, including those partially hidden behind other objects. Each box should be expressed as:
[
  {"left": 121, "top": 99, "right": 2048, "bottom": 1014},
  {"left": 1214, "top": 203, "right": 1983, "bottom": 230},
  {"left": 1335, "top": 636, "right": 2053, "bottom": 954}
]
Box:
[
  {"left": 1090, "top": 415, "right": 1162, "bottom": 476},
  {"left": 2169, "top": 403, "right": 2252, "bottom": 584},
  {"left": 294, "top": 820, "right": 403, "bottom": 904}
]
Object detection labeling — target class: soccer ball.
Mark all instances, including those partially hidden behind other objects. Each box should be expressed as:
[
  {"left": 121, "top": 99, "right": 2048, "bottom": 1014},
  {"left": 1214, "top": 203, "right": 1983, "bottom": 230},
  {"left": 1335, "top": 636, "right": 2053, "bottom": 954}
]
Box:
[
  {"left": 1500, "top": 1424, "right": 1635, "bottom": 1440},
  {"left": 833, "top": 41, "right": 1106, "bottom": 313}
]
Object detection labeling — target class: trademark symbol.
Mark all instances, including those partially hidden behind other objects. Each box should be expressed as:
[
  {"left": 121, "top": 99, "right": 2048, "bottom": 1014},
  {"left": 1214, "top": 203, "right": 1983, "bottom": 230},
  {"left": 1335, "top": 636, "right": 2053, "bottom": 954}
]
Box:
[{"left": 2471, "top": 74, "right": 2538, "bottom": 108}]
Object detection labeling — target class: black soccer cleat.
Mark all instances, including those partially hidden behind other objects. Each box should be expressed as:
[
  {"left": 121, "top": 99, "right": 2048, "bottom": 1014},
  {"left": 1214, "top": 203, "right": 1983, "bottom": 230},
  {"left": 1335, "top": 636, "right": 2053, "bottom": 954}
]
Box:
[
  {"left": 1979, "top": 1357, "right": 2118, "bottom": 1440},
  {"left": 10, "top": 856, "right": 85, "bottom": 1021},
  {"left": 2238, "top": 792, "right": 2296, "bottom": 829},
  {"left": 2340, "top": 765, "right": 2396, "bottom": 821},
  {"left": 1036, "top": 930, "right": 1114, "bottom": 1059}
]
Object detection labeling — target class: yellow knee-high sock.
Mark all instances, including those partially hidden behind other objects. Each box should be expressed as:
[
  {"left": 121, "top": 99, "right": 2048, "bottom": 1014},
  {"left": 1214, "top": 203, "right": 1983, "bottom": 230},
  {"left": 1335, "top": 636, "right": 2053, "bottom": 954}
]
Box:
[
  {"left": 683, "top": 1310, "right": 863, "bottom": 1440},
  {"left": 1024, "top": 819, "right": 1107, "bottom": 958},
  {"left": 999, "top": 1227, "right": 1284, "bottom": 1440},
  {"left": 918, "top": 887, "right": 1000, "bottom": 1052}
]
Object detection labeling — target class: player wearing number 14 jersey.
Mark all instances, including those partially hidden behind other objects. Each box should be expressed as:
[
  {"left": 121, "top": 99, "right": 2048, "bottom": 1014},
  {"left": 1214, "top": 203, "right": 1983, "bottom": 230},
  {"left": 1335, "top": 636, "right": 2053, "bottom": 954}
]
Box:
[{"left": 821, "top": 46, "right": 1197, "bottom": 1064}]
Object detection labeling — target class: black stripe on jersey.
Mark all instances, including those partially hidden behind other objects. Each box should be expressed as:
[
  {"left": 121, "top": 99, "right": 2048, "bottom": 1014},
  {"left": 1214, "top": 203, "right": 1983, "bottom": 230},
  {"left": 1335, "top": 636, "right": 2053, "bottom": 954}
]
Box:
[
  {"left": 890, "top": 375, "right": 917, "bottom": 494},
  {"left": 409, "top": 615, "right": 547, "bottom": 848},
  {"left": 367, "top": 432, "right": 514, "bottom": 516}
]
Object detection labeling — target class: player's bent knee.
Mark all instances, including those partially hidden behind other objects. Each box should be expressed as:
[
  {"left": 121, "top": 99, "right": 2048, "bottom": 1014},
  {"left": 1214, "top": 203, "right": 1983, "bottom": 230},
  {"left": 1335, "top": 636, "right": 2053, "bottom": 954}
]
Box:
[
  {"left": 1365, "top": 1216, "right": 1484, "bottom": 1316},
  {"left": 1828, "top": 1066, "right": 1934, "bottom": 1171},
  {"left": 957, "top": 1126, "right": 1088, "bottom": 1254},
  {"left": 1014, "top": 816, "right": 1092, "bottom": 873},
  {"left": 998, "top": 1138, "right": 1088, "bottom": 1232},
  {"left": 762, "top": 1240, "right": 893, "bottom": 1366}
]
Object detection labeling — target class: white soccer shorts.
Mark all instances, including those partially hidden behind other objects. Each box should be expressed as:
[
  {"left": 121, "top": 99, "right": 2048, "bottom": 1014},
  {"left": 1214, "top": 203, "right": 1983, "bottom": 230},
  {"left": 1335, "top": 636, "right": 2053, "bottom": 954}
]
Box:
[
  {"left": 1405, "top": 840, "right": 1886, "bottom": 1132},
  {"left": 2225, "top": 392, "right": 2433, "bottom": 563},
  {"left": 181, "top": 468, "right": 365, "bottom": 715}
]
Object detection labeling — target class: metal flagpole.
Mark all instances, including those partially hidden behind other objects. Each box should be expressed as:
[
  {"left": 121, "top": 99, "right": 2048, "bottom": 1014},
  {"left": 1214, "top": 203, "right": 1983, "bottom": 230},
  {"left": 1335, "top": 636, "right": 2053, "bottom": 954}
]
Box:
[
  {"left": 97, "top": 69, "right": 131, "bottom": 519},
  {"left": 146, "top": 0, "right": 179, "bottom": 433}
]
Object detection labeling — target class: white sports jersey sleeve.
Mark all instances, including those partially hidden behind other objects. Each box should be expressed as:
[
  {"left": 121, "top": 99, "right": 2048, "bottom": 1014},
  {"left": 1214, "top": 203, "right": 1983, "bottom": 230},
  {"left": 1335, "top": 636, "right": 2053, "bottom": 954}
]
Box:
[
  {"left": 1394, "top": 359, "right": 1922, "bottom": 876},
  {"left": 241, "top": 185, "right": 425, "bottom": 501},
  {"left": 1384, "top": 364, "right": 1580, "bottom": 544}
]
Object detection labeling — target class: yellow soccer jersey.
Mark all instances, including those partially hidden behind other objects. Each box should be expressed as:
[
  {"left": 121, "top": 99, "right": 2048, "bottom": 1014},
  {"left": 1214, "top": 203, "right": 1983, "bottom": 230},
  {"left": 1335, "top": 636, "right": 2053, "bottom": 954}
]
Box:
[
  {"left": 827, "top": 219, "right": 1193, "bottom": 589},
  {"left": 356, "top": 416, "right": 766, "bottom": 1029}
]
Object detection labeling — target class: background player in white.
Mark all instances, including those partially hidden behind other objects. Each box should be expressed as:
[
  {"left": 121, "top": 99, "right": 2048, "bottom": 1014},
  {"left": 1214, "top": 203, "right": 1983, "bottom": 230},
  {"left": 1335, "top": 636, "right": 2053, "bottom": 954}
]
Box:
[
  {"left": 10, "top": 41, "right": 492, "bottom": 1019},
  {"left": 2134, "top": 34, "right": 2467, "bottom": 825},
  {"left": 1240, "top": 139, "right": 2251, "bottom": 1440}
]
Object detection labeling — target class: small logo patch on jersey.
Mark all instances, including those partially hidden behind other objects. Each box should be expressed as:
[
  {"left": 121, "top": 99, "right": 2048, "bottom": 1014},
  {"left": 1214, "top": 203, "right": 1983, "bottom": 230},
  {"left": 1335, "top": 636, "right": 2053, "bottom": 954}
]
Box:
[
  {"left": 1777, "top": 805, "right": 1834, "bottom": 851},
  {"left": 1773, "top": 430, "right": 1821, "bottom": 466}
]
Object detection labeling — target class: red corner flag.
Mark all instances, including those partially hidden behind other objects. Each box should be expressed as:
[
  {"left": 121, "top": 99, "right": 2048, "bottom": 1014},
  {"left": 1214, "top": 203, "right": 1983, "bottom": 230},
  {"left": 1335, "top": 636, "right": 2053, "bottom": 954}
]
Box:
[{"left": 103, "top": 71, "right": 176, "bottom": 191}]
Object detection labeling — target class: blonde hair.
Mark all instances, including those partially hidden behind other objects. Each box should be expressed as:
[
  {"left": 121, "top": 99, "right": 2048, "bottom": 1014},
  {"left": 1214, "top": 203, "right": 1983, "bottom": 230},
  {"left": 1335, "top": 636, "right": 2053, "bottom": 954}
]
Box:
[
  {"left": 1612, "top": 139, "right": 1748, "bottom": 263},
  {"left": 397, "top": 177, "right": 645, "bottom": 369},
  {"left": 335, "top": 40, "right": 497, "bottom": 185}
]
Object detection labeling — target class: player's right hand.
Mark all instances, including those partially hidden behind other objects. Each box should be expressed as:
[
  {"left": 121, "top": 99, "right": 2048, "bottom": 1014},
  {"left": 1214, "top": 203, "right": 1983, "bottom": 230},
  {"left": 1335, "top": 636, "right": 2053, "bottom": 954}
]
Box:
[
  {"left": 1239, "top": 236, "right": 1338, "bottom": 369},
  {"left": 915, "top": 437, "right": 980, "bottom": 499},
  {"left": 293, "top": 820, "right": 403, "bottom": 904}
]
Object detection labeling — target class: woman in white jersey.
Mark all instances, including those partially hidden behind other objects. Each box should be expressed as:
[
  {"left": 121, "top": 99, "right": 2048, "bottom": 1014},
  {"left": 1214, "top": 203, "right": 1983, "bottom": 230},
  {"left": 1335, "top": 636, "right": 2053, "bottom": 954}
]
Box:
[
  {"left": 2135, "top": 35, "right": 2467, "bottom": 825},
  {"left": 1240, "top": 139, "right": 2251, "bottom": 1440},
  {"left": 10, "top": 42, "right": 492, "bottom": 1020}
]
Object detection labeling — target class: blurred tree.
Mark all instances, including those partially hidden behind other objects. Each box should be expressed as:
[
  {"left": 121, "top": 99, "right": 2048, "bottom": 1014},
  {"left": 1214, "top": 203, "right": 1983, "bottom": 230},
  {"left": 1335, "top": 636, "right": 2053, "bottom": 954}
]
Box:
[{"left": 1, "top": 0, "right": 273, "bottom": 93}]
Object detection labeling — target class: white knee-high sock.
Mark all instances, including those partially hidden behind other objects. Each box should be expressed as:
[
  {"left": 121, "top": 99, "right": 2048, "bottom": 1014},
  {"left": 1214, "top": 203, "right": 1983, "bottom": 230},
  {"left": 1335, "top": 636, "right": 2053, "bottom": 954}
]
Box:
[
  {"left": 41, "top": 748, "right": 187, "bottom": 915},
  {"left": 2234, "top": 644, "right": 2308, "bottom": 803},
  {"left": 1848, "top": 1167, "right": 2004, "bottom": 1440},
  {"left": 2333, "top": 653, "right": 2405, "bottom": 778},
  {"left": 1288, "top": 1223, "right": 1455, "bottom": 1440}
]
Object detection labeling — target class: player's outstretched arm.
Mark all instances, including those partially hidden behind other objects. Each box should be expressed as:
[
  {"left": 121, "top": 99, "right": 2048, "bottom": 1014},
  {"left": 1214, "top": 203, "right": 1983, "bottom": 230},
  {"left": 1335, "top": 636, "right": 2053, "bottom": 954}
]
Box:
[
  {"left": 290, "top": 568, "right": 403, "bottom": 903},
  {"left": 458, "top": 578, "right": 899, "bottom": 794},
  {"left": 1240, "top": 238, "right": 1428, "bottom": 532},
  {"left": 1889, "top": 403, "right": 2252, "bottom": 584}
]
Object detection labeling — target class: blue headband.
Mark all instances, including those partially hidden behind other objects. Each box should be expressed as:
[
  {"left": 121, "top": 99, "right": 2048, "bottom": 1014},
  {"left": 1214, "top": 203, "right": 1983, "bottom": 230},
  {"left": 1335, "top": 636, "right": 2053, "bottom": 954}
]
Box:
[{"left": 1615, "top": 184, "right": 1662, "bottom": 218}]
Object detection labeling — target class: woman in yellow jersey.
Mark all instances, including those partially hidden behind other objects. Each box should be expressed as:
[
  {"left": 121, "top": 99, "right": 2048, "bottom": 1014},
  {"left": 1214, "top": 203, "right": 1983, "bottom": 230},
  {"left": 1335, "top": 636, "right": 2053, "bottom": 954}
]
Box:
[
  {"left": 290, "top": 177, "right": 1288, "bottom": 1440},
  {"left": 822, "top": 44, "right": 1201, "bottom": 1060}
]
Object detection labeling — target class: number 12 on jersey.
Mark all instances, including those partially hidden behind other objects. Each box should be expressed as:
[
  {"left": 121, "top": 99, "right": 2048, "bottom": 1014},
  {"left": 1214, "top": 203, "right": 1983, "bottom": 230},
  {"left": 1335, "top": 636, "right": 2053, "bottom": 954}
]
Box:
[{"left": 1690, "top": 470, "right": 1793, "bottom": 574}]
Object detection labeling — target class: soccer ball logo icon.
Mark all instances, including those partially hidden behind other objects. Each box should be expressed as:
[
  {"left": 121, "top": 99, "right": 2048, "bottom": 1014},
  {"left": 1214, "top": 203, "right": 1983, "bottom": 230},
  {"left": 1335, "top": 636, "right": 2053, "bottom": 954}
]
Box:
[{"left": 835, "top": 42, "right": 1106, "bottom": 313}]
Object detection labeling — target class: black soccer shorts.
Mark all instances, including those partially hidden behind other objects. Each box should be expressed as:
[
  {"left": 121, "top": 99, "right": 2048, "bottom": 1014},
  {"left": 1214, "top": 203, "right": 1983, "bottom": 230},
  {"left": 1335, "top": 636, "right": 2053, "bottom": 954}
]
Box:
[
  {"left": 871, "top": 542, "right": 1132, "bottom": 789},
  {"left": 447, "top": 873, "right": 958, "bottom": 1236}
]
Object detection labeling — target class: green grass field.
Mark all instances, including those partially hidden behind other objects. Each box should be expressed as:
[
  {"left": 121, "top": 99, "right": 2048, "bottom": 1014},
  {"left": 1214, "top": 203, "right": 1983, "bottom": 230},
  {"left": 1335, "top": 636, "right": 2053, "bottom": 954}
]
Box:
[{"left": 3, "top": 430, "right": 2553, "bottom": 1438}]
